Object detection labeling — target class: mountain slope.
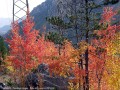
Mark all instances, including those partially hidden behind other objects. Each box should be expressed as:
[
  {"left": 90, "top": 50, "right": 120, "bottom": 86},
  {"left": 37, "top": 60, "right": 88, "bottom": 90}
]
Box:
[
  {"left": 31, "top": 0, "right": 120, "bottom": 30},
  {"left": 30, "top": 0, "right": 57, "bottom": 31},
  {"left": 0, "top": 25, "right": 11, "bottom": 36},
  {"left": 2, "top": 0, "right": 120, "bottom": 37}
]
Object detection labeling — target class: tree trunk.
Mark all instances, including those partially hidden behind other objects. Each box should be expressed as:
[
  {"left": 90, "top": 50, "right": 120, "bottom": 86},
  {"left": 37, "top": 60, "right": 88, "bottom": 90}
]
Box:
[
  {"left": 98, "top": 80, "right": 101, "bottom": 90},
  {"left": 84, "top": 0, "right": 89, "bottom": 89}
]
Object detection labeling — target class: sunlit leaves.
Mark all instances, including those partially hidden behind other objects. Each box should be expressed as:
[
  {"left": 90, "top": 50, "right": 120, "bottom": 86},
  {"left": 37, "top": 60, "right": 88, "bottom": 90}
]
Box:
[
  {"left": 107, "top": 32, "right": 120, "bottom": 57},
  {"left": 89, "top": 6, "right": 119, "bottom": 89},
  {"left": 6, "top": 17, "right": 58, "bottom": 73}
]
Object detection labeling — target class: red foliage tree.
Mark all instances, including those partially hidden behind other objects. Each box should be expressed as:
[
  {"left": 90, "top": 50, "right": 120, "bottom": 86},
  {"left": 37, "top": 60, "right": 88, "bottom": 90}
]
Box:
[
  {"left": 89, "top": 7, "right": 118, "bottom": 90},
  {"left": 6, "top": 16, "right": 58, "bottom": 86}
]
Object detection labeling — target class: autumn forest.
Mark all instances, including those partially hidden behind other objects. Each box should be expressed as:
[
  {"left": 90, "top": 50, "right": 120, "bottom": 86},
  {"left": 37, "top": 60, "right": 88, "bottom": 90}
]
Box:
[{"left": 0, "top": 0, "right": 120, "bottom": 90}]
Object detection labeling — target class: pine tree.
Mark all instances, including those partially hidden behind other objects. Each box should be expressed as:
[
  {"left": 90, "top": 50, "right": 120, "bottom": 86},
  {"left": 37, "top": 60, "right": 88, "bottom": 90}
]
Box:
[{"left": 0, "top": 36, "right": 8, "bottom": 65}]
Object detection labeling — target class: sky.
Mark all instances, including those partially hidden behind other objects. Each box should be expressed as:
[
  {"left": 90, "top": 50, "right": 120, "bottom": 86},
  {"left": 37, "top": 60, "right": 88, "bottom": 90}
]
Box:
[{"left": 0, "top": 0, "right": 45, "bottom": 18}]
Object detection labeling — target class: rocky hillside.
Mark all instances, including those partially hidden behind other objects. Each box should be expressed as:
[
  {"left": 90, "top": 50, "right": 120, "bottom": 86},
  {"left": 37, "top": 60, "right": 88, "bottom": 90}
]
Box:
[
  {"left": 30, "top": 0, "right": 120, "bottom": 30},
  {"left": 30, "top": 0, "right": 57, "bottom": 31}
]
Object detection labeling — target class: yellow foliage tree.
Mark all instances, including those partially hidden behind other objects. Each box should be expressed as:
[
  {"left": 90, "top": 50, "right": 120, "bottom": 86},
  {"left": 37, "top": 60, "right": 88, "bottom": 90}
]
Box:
[{"left": 104, "top": 32, "right": 120, "bottom": 90}]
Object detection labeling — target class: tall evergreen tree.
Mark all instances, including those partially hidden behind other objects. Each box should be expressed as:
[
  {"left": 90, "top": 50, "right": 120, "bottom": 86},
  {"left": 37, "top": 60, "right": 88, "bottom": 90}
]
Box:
[
  {"left": 0, "top": 36, "right": 8, "bottom": 65},
  {"left": 47, "top": 0, "right": 103, "bottom": 89}
]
